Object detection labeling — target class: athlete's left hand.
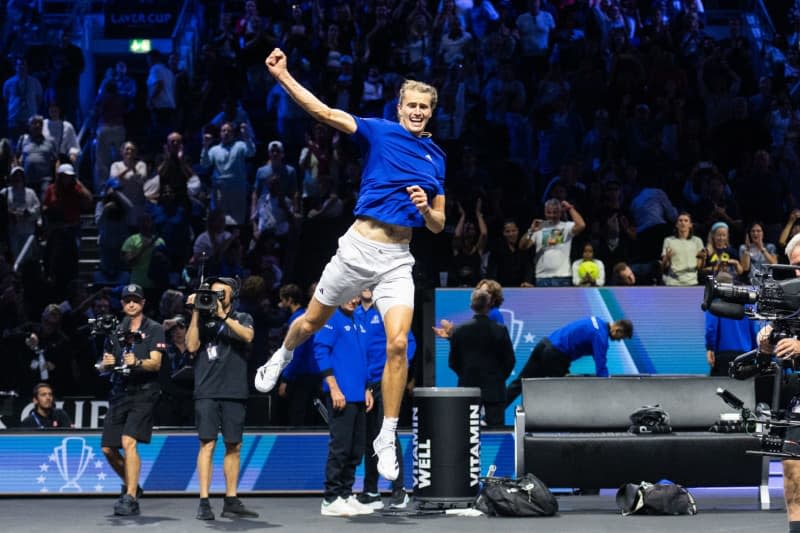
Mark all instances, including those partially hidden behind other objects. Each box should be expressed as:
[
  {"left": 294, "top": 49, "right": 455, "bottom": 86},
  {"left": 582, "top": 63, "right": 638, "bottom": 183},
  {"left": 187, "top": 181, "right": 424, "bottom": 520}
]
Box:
[{"left": 406, "top": 186, "right": 430, "bottom": 215}]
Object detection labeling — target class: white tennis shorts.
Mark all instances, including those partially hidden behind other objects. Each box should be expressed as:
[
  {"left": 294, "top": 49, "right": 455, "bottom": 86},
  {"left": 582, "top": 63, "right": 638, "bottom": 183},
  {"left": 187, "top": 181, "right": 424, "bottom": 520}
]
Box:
[{"left": 315, "top": 227, "right": 415, "bottom": 317}]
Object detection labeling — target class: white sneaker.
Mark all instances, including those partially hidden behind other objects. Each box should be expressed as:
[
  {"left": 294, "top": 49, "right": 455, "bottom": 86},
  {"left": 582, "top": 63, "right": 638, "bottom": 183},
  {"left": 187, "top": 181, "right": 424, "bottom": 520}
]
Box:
[
  {"left": 345, "top": 495, "right": 375, "bottom": 515},
  {"left": 254, "top": 352, "right": 292, "bottom": 392},
  {"left": 372, "top": 435, "right": 399, "bottom": 481},
  {"left": 320, "top": 497, "right": 357, "bottom": 517}
]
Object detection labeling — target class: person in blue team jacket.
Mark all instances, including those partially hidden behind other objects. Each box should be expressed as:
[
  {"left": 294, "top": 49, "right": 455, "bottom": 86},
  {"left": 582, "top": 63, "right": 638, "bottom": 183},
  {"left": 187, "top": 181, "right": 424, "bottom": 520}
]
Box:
[
  {"left": 354, "top": 288, "right": 416, "bottom": 510},
  {"left": 315, "top": 297, "right": 375, "bottom": 517}
]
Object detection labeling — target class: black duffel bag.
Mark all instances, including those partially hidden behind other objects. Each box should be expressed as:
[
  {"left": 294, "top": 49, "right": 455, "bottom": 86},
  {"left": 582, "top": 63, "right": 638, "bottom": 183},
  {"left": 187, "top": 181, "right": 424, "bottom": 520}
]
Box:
[
  {"left": 474, "top": 473, "right": 558, "bottom": 517},
  {"left": 616, "top": 481, "right": 697, "bottom": 516}
]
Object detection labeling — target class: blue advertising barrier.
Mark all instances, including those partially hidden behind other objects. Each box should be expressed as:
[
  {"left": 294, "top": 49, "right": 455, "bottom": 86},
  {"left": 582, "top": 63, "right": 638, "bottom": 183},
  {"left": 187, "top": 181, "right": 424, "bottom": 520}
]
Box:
[{"left": 0, "top": 430, "right": 514, "bottom": 495}]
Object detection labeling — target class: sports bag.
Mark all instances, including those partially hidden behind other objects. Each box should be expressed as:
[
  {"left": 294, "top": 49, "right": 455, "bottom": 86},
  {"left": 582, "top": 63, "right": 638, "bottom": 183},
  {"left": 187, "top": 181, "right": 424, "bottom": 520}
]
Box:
[
  {"left": 474, "top": 473, "right": 558, "bottom": 517},
  {"left": 616, "top": 481, "right": 697, "bottom": 516}
]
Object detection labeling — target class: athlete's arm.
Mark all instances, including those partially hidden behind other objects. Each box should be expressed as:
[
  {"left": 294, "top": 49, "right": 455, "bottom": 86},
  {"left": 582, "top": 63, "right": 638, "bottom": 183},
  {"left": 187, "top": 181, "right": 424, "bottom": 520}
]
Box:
[
  {"left": 266, "top": 48, "right": 356, "bottom": 135},
  {"left": 408, "top": 186, "right": 445, "bottom": 233}
]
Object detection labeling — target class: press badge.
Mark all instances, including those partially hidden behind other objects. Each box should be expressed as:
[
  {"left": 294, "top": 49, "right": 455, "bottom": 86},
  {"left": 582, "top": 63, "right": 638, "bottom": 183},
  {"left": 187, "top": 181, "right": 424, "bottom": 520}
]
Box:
[{"left": 207, "top": 344, "right": 219, "bottom": 361}]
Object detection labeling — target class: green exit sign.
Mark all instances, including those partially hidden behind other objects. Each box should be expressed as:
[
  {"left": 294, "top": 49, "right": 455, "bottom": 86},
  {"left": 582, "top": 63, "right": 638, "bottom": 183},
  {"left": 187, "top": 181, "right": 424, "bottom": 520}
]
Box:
[{"left": 129, "top": 39, "right": 152, "bottom": 53}]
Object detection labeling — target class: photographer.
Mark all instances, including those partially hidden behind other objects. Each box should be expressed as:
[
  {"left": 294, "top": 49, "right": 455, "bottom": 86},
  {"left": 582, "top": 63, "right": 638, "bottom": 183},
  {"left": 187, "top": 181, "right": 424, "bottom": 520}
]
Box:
[
  {"left": 756, "top": 233, "right": 800, "bottom": 532},
  {"left": 99, "top": 284, "right": 165, "bottom": 517},
  {"left": 186, "top": 277, "right": 258, "bottom": 521}
]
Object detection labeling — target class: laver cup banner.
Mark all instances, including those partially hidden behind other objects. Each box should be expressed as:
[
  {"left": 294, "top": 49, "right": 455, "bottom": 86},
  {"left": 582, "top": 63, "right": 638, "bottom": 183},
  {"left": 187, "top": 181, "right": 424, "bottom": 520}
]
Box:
[
  {"left": 0, "top": 431, "right": 511, "bottom": 495},
  {"left": 413, "top": 388, "right": 482, "bottom": 505}
]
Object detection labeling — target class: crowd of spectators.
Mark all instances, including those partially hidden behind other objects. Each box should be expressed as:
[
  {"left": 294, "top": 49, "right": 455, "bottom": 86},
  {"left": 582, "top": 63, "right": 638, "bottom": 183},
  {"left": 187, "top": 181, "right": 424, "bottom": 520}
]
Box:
[{"left": 0, "top": 0, "right": 798, "bottom": 420}]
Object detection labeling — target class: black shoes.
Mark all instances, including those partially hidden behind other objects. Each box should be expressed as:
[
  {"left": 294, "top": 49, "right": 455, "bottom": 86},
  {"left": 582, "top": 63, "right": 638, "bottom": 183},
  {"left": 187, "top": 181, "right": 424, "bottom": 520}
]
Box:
[
  {"left": 119, "top": 484, "right": 143, "bottom": 500},
  {"left": 389, "top": 488, "right": 410, "bottom": 509},
  {"left": 113, "top": 494, "right": 140, "bottom": 516},
  {"left": 221, "top": 497, "right": 259, "bottom": 518},
  {"left": 196, "top": 499, "right": 215, "bottom": 521}
]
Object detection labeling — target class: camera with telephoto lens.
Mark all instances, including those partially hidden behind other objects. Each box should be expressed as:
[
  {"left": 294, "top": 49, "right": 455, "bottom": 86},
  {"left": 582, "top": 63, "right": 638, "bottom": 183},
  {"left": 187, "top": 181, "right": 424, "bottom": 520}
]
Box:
[
  {"left": 88, "top": 314, "right": 119, "bottom": 336},
  {"left": 194, "top": 283, "right": 225, "bottom": 314},
  {"left": 701, "top": 265, "right": 800, "bottom": 379}
]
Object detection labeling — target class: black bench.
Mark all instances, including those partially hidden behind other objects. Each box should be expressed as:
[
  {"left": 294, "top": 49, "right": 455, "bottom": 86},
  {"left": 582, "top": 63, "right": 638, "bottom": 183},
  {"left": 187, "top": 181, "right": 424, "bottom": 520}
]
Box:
[{"left": 514, "top": 376, "right": 769, "bottom": 507}]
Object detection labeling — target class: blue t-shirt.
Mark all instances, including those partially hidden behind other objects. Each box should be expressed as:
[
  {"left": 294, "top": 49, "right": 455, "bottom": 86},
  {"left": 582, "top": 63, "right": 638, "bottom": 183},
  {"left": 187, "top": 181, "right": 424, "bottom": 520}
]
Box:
[
  {"left": 314, "top": 309, "right": 368, "bottom": 401},
  {"left": 548, "top": 316, "right": 611, "bottom": 377},
  {"left": 350, "top": 116, "right": 446, "bottom": 227}
]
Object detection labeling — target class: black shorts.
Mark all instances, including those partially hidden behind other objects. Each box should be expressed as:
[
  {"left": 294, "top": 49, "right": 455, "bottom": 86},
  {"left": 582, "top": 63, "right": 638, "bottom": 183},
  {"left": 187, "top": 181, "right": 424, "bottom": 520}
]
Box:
[
  {"left": 195, "top": 398, "right": 247, "bottom": 443},
  {"left": 101, "top": 386, "right": 160, "bottom": 448}
]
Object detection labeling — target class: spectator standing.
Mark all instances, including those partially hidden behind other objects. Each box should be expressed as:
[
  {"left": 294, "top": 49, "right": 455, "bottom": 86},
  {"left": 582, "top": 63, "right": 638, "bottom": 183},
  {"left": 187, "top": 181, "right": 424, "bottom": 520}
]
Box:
[
  {"left": 253, "top": 140, "right": 298, "bottom": 215},
  {"left": 121, "top": 213, "right": 166, "bottom": 302},
  {"left": 200, "top": 122, "right": 255, "bottom": 225},
  {"left": 487, "top": 220, "right": 534, "bottom": 287},
  {"left": 109, "top": 142, "right": 147, "bottom": 231},
  {"left": 702, "top": 221, "right": 744, "bottom": 280},
  {"left": 661, "top": 212, "right": 705, "bottom": 286},
  {"left": 43, "top": 101, "right": 79, "bottom": 164},
  {"left": 92, "top": 80, "right": 127, "bottom": 191},
  {"left": 3, "top": 57, "right": 42, "bottom": 140},
  {"left": 515, "top": 0, "right": 556, "bottom": 78},
  {"left": 48, "top": 31, "right": 85, "bottom": 124},
  {"left": 740, "top": 221, "right": 778, "bottom": 284},
  {"left": 1, "top": 166, "right": 39, "bottom": 260},
  {"left": 16, "top": 114, "right": 57, "bottom": 196},
  {"left": 520, "top": 199, "right": 586, "bottom": 287},
  {"left": 146, "top": 51, "right": 176, "bottom": 144}
]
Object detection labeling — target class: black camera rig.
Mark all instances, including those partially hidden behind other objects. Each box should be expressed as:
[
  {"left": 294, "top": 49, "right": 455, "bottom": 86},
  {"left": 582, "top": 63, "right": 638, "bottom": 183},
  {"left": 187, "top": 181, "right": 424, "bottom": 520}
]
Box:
[
  {"left": 717, "top": 385, "right": 800, "bottom": 459},
  {"left": 90, "top": 314, "right": 143, "bottom": 375}
]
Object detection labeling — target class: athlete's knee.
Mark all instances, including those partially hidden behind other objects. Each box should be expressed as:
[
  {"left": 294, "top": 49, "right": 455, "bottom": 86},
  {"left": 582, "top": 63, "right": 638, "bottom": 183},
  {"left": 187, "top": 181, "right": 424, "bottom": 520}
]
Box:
[
  {"left": 386, "top": 335, "right": 408, "bottom": 360},
  {"left": 300, "top": 312, "right": 329, "bottom": 335}
]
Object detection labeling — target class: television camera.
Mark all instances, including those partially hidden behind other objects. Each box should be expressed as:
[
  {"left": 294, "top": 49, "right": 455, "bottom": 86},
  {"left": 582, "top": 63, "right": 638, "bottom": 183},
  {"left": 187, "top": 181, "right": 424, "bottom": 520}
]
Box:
[
  {"left": 716, "top": 385, "right": 800, "bottom": 459},
  {"left": 193, "top": 283, "right": 225, "bottom": 314},
  {"left": 701, "top": 265, "right": 800, "bottom": 379},
  {"left": 90, "top": 314, "right": 143, "bottom": 375}
]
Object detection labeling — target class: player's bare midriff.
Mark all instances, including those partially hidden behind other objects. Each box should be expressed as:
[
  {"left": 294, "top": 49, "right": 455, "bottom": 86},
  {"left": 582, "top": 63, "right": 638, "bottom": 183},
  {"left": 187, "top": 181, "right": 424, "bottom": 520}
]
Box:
[{"left": 353, "top": 216, "right": 412, "bottom": 244}]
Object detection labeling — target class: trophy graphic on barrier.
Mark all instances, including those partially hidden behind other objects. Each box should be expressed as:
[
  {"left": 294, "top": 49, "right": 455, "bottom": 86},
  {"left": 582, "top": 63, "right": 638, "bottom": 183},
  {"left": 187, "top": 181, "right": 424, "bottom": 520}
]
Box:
[{"left": 53, "top": 437, "right": 93, "bottom": 492}]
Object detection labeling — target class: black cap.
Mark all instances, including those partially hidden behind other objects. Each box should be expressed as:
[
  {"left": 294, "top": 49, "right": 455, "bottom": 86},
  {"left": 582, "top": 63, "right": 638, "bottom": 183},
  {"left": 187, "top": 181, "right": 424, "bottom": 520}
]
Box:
[
  {"left": 206, "top": 277, "right": 239, "bottom": 293},
  {"left": 121, "top": 284, "right": 145, "bottom": 300}
]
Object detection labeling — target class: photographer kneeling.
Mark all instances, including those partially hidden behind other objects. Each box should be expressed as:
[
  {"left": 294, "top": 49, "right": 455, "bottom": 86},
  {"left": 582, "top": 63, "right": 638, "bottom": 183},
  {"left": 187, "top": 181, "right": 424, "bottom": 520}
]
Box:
[
  {"left": 758, "top": 233, "right": 800, "bottom": 533},
  {"left": 99, "top": 284, "right": 165, "bottom": 517},
  {"left": 186, "top": 277, "right": 258, "bottom": 521}
]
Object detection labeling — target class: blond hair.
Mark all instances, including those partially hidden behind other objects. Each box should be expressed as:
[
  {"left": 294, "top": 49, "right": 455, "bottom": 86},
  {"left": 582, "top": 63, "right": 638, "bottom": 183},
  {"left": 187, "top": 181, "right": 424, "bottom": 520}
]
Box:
[{"left": 398, "top": 79, "right": 438, "bottom": 110}]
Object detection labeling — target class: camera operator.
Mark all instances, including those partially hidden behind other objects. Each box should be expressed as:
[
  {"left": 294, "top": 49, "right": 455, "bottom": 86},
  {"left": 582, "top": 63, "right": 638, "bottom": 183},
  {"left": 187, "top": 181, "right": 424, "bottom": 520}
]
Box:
[
  {"left": 186, "top": 277, "right": 258, "bottom": 521},
  {"left": 756, "top": 233, "right": 800, "bottom": 533},
  {"left": 99, "top": 284, "right": 165, "bottom": 517}
]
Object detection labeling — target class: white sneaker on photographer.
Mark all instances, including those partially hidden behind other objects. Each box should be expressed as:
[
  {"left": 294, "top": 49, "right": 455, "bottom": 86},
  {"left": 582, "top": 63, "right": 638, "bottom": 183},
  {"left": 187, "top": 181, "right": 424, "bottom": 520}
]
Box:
[
  {"left": 373, "top": 434, "right": 399, "bottom": 481},
  {"left": 254, "top": 351, "right": 292, "bottom": 392},
  {"left": 345, "top": 496, "right": 375, "bottom": 515}
]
